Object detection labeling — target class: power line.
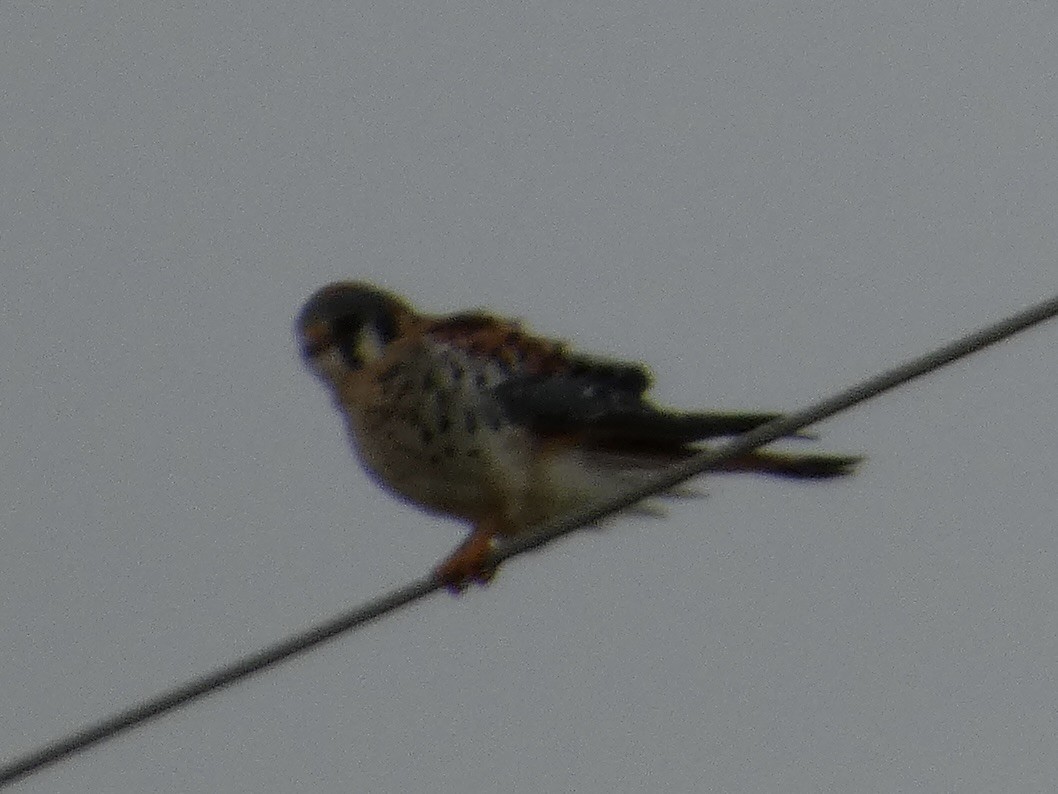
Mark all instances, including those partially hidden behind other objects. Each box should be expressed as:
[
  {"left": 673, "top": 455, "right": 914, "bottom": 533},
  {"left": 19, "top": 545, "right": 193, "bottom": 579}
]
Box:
[{"left": 3, "top": 292, "right": 1056, "bottom": 788}]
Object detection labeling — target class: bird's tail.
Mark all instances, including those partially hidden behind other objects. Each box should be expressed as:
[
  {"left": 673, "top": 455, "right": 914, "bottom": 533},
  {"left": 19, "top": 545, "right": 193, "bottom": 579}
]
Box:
[{"left": 713, "top": 450, "right": 861, "bottom": 479}]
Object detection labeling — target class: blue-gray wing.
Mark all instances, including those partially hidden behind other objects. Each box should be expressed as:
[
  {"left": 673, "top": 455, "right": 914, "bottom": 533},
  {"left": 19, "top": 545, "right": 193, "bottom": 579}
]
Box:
[{"left": 491, "top": 356, "right": 784, "bottom": 444}]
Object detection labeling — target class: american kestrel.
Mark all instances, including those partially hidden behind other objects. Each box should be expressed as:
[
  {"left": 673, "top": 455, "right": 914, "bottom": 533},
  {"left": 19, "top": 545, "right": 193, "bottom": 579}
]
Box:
[{"left": 297, "top": 282, "right": 859, "bottom": 590}]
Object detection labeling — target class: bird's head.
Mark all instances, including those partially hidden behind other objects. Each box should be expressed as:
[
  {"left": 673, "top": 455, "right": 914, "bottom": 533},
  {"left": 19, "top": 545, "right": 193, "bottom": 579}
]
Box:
[{"left": 296, "top": 282, "right": 413, "bottom": 383}]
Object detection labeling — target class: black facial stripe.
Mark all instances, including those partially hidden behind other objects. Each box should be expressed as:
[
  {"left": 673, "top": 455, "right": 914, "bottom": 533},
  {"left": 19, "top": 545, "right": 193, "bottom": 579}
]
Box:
[
  {"left": 331, "top": 315, "right": 362, "bottom": 339},
  {"left": 371, "top": 310, "right": 399, "bottom": 345},
  {"left": 336, "top": 335, "right": 364, "bottom": 368}
]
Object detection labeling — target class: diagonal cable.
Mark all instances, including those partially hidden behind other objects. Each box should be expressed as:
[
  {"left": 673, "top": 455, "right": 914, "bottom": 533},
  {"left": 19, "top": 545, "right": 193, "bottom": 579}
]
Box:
[{"left": 2, "top": 291, "right": 1056, "bottom": 788}]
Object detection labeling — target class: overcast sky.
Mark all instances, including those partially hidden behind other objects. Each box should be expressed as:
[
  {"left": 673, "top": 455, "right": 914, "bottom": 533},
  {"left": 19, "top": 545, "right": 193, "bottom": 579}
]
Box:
[{"left": 2, "top": 3, "right": 1056, "bottom": 792}]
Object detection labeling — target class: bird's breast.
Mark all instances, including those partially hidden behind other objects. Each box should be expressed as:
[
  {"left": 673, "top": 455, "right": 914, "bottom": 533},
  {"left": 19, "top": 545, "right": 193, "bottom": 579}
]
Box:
[{"left": 343, "top": 344, "right": 532, "bottom": 522}]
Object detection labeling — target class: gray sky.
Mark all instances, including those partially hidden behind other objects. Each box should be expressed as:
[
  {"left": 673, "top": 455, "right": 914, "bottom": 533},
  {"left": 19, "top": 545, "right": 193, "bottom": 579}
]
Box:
[{"left": 2, "top": 3, "right": 1056, "bottom": 792}]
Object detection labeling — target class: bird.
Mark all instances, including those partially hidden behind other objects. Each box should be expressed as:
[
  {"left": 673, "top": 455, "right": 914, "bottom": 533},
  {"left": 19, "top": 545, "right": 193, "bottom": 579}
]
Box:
[{"left": 296, "top": 282, "right": 859, "bottom": 591}]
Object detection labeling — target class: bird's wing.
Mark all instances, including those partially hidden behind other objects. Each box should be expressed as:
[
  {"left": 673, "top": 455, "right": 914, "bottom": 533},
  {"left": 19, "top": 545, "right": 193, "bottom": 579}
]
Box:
[
  {"left": 493, "top": 369, "right": 784, "bottom": 443},
  {"left": 426, "top": 312, "right": 789, "bottom": 447}
]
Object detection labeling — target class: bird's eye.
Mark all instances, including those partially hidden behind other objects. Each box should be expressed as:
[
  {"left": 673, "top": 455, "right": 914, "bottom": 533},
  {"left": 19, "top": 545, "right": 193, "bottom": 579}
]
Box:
[{"left": 300, "top": 323, "right": 332, "bottom": 359}]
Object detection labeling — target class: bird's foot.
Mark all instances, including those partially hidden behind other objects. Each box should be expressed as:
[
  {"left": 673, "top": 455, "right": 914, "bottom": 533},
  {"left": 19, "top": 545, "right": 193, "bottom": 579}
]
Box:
[{"left": 434, "top": 530, "right": 498, "bottom": 594}]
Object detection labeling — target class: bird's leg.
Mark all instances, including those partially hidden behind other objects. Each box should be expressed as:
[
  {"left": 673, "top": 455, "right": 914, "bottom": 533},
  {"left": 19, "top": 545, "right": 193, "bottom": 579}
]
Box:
[{"left": 434, "top": 517, "right": 501, "bottom": 593}]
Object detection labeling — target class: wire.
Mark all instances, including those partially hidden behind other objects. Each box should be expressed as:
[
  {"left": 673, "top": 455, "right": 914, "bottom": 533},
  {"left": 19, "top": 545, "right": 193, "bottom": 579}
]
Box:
[
  {"left": 0, "top": 577, "right": 438, "bottom": 788},
  {"left": 2, "top": 291, "right": 1056, "bottom": 788}
]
